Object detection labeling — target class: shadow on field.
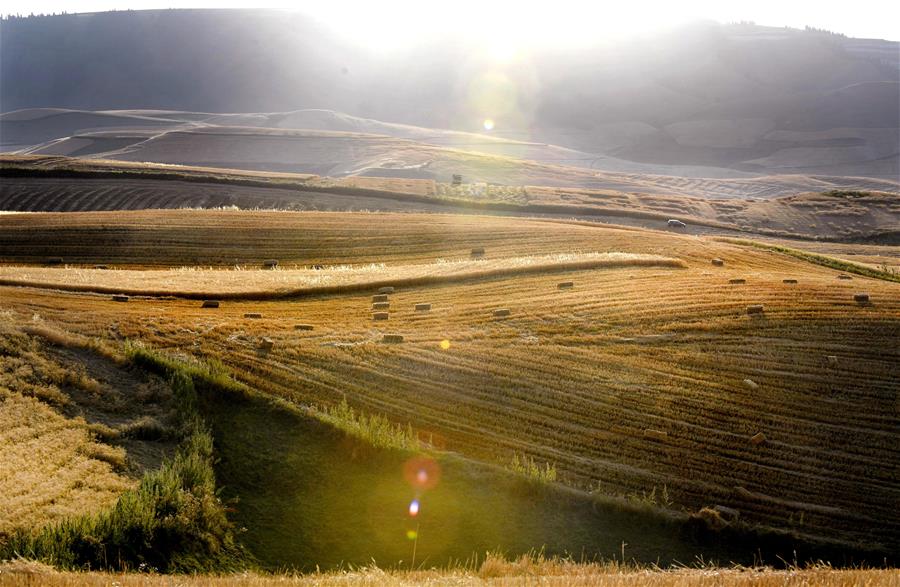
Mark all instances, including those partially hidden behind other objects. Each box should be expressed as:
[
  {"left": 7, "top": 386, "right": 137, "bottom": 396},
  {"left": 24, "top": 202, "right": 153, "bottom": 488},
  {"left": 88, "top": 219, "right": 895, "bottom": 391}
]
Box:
[{"left": 200, "top": 391, "right": 891, "bottom": 571}]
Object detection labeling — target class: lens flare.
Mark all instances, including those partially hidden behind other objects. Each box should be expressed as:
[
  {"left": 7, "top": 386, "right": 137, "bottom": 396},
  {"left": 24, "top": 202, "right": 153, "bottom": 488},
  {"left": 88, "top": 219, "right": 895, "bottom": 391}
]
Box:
[
  {"left": 440, "top": 339, "right": 451, "bottom": 350},
  {"left": 483, "top": 118, "right": 495, "bottom": 131},
  {"left": 409, "top": 499, "right": 420, "bottom": 517},
  {"left": 403, "top": 456, "right": 441, "bottom": 490},
  {"left": 406, "top": 529, "right": 418, "bottom": 540}
]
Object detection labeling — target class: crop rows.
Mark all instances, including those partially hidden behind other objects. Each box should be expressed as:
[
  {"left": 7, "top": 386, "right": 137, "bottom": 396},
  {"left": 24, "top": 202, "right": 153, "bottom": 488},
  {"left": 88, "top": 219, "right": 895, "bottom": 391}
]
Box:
[{"left": 1, "top": 211, "right": 897, "bottom": 551}]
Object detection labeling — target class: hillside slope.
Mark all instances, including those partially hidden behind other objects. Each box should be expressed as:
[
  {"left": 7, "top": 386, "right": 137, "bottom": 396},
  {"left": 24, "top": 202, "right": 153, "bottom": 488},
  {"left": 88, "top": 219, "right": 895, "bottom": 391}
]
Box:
[
  {"left": 1, "top": 210, "right": 897, "bottom": 554},
  {"left": 2, "top": 11, "right": 897, "bottom": 177}
]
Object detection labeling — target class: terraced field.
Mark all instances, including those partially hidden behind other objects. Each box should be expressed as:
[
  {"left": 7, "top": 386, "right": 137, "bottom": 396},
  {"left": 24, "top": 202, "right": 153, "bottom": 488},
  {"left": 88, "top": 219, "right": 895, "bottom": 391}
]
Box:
[{"left": 1, "top": 210, "right": 897, "bottom": 555}]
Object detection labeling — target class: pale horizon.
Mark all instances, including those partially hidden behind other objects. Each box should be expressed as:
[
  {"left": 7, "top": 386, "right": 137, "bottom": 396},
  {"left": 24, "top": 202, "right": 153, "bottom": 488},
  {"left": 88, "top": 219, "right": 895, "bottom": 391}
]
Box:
[{"left": 1, "top": 1, "right": 898, "bottom": 49}]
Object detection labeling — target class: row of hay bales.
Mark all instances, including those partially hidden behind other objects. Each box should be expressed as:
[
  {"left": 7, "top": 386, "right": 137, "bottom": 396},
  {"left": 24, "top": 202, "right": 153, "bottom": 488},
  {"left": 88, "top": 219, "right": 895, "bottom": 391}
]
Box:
[{"left": 714, "top": 259, "right": 872, "bottom": 311}]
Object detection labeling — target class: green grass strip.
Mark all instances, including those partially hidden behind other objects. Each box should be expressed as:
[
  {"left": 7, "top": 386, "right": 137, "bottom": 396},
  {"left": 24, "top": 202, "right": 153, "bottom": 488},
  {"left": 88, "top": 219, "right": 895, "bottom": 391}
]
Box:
[{"left": 719, "top": 238, "right": 900, "bottom": 283}]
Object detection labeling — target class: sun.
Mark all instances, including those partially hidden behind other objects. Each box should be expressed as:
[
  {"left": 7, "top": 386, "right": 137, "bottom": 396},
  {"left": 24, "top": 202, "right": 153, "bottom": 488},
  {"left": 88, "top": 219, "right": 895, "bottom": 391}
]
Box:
[{"left": 482, "top": 118, "right": 495, "bottom": 131}]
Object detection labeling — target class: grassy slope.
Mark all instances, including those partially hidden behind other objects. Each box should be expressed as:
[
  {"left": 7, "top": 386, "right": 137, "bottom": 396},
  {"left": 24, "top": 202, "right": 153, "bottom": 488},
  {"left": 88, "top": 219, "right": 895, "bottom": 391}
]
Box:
[
  {"left": 3, "top": 325, "right": 878, "bottom": 574},
  {"left": 0, "top": 326, "right": 134, "bottom": 533},
  {"left": 1, "top": 211, "right": 897, "bottom": 560},
  {"left": 203, "top": 384, "right": 890, "bottom": 571}
]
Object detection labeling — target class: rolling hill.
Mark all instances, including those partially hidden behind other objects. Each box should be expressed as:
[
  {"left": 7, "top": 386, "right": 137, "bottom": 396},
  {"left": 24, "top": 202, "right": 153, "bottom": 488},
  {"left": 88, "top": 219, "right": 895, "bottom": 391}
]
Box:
[
  {"left": 2, "top": 11, "right": 898, "bottom": 178},
  {"left": 1, "top": 209, "right": 898, "bottom": 566}
]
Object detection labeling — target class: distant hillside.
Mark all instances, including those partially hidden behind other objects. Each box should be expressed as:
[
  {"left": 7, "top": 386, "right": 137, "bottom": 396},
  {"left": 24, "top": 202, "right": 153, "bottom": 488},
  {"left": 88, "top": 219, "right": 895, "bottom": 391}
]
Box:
[{"left": 1, "top": 10, "right": 898, "bottom": 178}]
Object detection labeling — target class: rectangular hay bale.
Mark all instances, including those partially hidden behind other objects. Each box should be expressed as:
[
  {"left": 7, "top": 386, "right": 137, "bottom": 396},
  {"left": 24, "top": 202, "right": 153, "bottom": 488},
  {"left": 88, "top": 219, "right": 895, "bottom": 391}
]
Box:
[
  {"left": 728, "top": 278, "right": 746, "bottom": 284},
  {"left": 415, "top": 303, "right": 432, "bottom": 312},
  {"left": 372, "top": 302, "right": 390, "bottom": 310},
  {"left": 373, "top": 312, "right": 389, "bottom": 321},
  {"left": 294, "top": 324, "right": 314, "bottom": 331},
  {"left": 854, "top": 293, "right": 870, "bottom": 303},
  {"left": 112, "top": 295, "right": 129, "bottom": 303},
  {"left": 711, "top": 258, "right": 725, "bottom": 266},
  {"left": 201, "top": 300, "right": 220, "bottom": 308},
  {"left": 372, "top": 294, "right": 389, "bottom": 303},
  {"left": 492, "top": 308, "right": 510, "bottom": 318},
  {"left": 557, "top": 281, "right": 574, "bottom": 289},
  {"left": 746, "top": 304, "right": 764, "bottom": 315},
  {"left": 244, "top": 312, "right": 263, "bottom": 319},
  {"left": 643, "top": 429, "right": 668, "bottom": 441},
  {"left": 382, "top": 334, "right": 404, "bottom": 343},
  {"left": 378, "top": 286, "right": 395, "bottom": 294}
]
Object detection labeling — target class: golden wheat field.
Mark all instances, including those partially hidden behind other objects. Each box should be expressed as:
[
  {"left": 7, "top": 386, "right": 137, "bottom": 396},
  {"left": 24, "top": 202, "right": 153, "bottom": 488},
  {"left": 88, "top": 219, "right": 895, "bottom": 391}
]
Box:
[{"left": 1, "top": 209, "right": 898, "bottom": 557}]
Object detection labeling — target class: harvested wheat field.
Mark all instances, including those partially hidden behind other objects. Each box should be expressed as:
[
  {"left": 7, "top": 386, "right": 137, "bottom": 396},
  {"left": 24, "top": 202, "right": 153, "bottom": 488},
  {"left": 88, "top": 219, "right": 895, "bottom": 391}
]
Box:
[
  {"left": 0, "top": 322, "right": 177, "bottom": 535},
  {"left": 1, "top": 210, "right": 897, "bottom": 564},
  {"left": 1, "top": 558, "right": 898, "bottom": 587}
]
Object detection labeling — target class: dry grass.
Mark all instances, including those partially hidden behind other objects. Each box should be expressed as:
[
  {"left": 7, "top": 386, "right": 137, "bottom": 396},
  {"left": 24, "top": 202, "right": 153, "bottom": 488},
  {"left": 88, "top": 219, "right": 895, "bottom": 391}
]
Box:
[
  {"left": 0, "top": 558, "right": 897, "bottom": 586},
  {"left": 0, "top": 326, "right": 134, "bottom": 535},
  {"left": 0, "top": 252, "right": 684, "bottom": 299}
]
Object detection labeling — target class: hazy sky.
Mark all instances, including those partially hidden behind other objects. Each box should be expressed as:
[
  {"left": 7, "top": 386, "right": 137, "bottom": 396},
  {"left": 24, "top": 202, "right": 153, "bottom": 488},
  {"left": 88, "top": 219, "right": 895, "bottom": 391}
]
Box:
[{"left": 2, "top": 0, "right": 899, "bottom": 46}]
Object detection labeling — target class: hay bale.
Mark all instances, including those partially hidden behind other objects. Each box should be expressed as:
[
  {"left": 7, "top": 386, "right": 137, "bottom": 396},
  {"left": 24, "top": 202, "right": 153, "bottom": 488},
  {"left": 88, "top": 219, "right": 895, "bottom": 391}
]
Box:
[
  {"left": 492, "top": 308, "right": 510, "bottom": 318},
  {"left": 782, "top": 279, "right": 798, "bottom": 284},
  {"left": 259, "top": 337, "right": 274, "bottom": 351},
  {"left": 201, "top": 300, "right": 220, "bottom": 308},
  {"left": 826, "top": 355, "right": 838, "bottom": 366},
  {"left": 712, "top": 505, "right": 740, "bottom": 522},
  {"left": 45, "top": 257, "right": 63, "bottom": 265},
  {"left": 734, "top": 486, "right": 754, "bottom": 499},
  {"left": 471, "top": 247, "right": 485, "bottom": 258},
  {"left": 711, "top": 258, "right": 725, "bottom": 266},
  {"left": 372, "top": 302, "right": 390, "bottom": 310},
  {"left": 294, "top": 324, "right": 314, "bottom": 331},
  {"left": 693, "top": 507, "right": 728, "bottom": 531},
  {"left": 837, "top": 274, "right": 853, "bottom": 280},
  {"left": 750, "top": 432, "right": 766, "bottom": 446},
  {"left": 263, "top": 259, "right": 278, "bottom": 269},
  {"left": 746, "top": 304, "right": 764, "bottom": 315},
  {"left": 382, "top": 334, "right": 404, "bottom": 343},
  {"left": 728, "top": 278, "right": 746, "bottom": 284},
  {"left": 94, "top": 264, "right": 109, "bottom": 270},
  {"left": 643, "top": 428, "right": 668, "bottom": 441},
  {"left": 743, "top": 378, "right": 759, "bottom": 390},
  {"left": 373, "top": 312, "right": 389, "bottom": 321},
  {"left": 415, "top": 303, "right": 432, "bottom": 312},
  {"left": 244, "top": 312, "right": 262, "bottom": 319},
  {"left": 111, "top": 294, "right": 129, "bottom": 303},
  {"left": 378, "top": 286, "right": 395, "bottom": 294},
  {"left": 853, "top": 293, "right": 870, "bottom": 303},
  {"left": 372, "top": 294, "right": 389, "bottom": 303},
  {"left": 557, "top": 281, "right": 574, "bottom": 289}
]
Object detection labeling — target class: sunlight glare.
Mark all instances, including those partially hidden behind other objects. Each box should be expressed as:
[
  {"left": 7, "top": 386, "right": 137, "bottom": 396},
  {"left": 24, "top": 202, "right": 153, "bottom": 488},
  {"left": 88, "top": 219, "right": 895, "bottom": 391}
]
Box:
[{"left": 482, "top": 119, "right": 495, "bottom": 131}]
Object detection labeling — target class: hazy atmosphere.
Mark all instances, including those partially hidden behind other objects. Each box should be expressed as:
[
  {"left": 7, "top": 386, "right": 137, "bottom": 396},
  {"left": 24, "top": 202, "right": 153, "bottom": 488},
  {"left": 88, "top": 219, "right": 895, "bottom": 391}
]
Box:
[{"left": 0, "top": 3, "right": 898, "bottom": 586}]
